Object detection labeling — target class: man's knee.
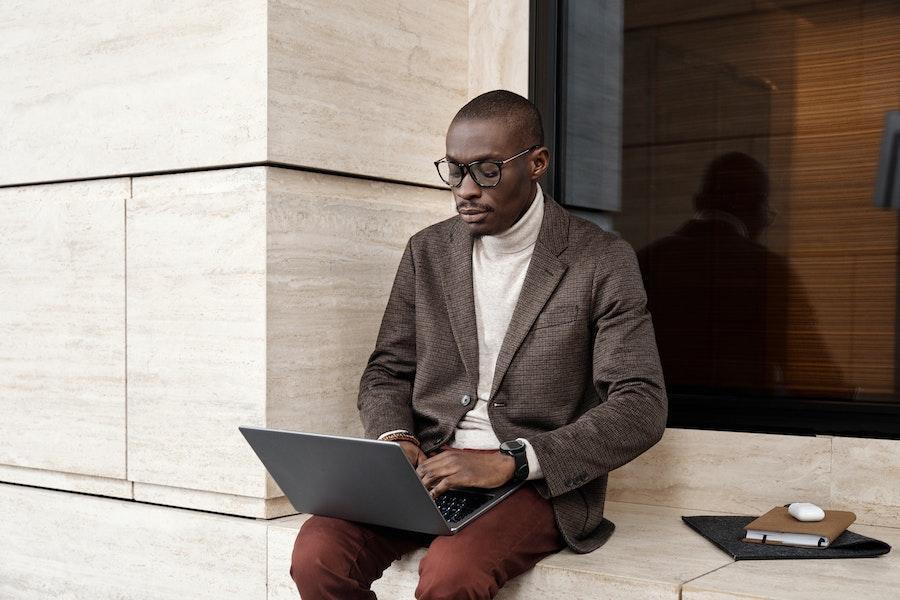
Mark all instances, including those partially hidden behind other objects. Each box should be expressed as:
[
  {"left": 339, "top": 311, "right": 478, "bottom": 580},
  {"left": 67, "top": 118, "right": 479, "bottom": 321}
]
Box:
[
  {"left": 415, "top": 550, "right": 498, "bottom": 600},
  {"left": 290, "top": 516, "right": 359, "bottom": 590}
]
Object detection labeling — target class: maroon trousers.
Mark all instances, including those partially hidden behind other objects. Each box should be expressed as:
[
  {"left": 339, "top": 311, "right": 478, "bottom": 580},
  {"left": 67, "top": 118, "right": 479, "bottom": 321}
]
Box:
[{"left": 289, "top": 447, "right": 565, "bottom": 600}]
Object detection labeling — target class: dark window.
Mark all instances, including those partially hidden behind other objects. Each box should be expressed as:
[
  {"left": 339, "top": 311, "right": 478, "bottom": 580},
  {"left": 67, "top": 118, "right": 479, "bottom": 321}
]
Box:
[{"left": 531, "top": 0, "right": 900, "bottom": 438}]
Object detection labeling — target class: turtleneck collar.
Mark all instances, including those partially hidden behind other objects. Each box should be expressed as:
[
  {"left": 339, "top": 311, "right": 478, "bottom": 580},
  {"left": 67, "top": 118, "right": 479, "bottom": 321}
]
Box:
[
  {"left": 477, "top": 183, "right": 544, "bottom": 255},
  {"left": 692, "top": 208, "right": 750, "bottom": 239}
]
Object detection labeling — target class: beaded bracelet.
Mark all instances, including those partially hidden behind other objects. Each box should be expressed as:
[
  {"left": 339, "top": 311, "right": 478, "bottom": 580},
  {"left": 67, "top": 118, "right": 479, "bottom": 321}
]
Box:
[{"left": 381, "top": 432, "right": 421, "bottom": 447}]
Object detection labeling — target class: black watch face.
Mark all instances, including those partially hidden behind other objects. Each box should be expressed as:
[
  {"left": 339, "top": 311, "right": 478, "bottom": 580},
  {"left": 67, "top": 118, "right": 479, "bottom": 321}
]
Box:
[{"left": 501, "top": 439, "right": 525, "bottom": 453}]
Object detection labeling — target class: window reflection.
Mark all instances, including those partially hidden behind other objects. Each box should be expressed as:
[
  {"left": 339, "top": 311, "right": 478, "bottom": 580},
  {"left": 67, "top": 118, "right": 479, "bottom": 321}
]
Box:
[
  {"left": 618, "top": 0, "right": 900, "bottom": 404},
  {"left": 636, "top": 151, "right": 850, "bottom": 398}
]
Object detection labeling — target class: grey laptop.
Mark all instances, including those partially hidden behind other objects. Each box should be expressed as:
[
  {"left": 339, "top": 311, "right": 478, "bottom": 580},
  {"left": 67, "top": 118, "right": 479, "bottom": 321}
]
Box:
[{"left": 238, "top": 426, "right": 524, "bottom": 535}]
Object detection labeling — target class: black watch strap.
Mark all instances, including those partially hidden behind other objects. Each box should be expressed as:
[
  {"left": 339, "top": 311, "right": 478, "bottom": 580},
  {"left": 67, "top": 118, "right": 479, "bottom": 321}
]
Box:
[{"left": 500, "top": 440, "right": 529, "bottom": 483}]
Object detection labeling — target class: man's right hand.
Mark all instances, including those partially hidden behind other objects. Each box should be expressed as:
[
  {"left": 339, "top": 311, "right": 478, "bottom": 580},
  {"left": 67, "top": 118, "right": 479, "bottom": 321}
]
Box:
[{"left": 398, "top": 440, "right": 426, "bottom": 467}]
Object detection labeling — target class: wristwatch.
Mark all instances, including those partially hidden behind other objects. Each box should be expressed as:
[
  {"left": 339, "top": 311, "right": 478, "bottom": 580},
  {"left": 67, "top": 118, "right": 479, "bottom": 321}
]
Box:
[{"left": 499, "top": 439, "right": 529, "bottom": 483}]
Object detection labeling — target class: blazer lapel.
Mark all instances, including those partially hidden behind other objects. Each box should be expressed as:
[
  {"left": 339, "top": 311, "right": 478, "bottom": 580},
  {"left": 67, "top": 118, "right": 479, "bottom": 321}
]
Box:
[
  {"left": 489, "top": 193, "right": 570, "bottom": 400},
  {"left": 440, "top": 217, "right": 480, "bottom": 394},
  {"left": 440, "top": 192, "right": 571, "bottom": 400}
]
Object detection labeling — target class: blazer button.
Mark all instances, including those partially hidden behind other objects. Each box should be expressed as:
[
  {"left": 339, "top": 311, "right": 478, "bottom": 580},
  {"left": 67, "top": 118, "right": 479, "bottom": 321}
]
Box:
[{"left": 461, "top": 394, "right": 471, "bottom": 406}]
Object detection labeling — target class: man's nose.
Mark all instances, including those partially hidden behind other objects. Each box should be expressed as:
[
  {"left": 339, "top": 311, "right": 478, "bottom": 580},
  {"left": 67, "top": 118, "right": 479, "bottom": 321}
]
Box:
[{"left": 455, "top": 171, "right": 482, "bottom": 200}]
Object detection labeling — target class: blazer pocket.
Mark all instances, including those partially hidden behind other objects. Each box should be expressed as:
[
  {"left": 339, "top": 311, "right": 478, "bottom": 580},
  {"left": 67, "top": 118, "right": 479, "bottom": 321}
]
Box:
[{"left": 532, "top": 304, "right": 580, "bottom": 330}]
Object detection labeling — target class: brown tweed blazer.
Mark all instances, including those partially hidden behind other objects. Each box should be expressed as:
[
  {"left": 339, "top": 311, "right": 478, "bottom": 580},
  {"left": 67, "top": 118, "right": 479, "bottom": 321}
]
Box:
[{"left": 358, "top": 192, "right": 668, "bottom": 553}]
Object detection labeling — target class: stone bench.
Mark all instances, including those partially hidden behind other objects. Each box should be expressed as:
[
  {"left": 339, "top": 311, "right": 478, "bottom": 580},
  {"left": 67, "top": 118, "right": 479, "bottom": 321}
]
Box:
[
  {"left": 266, "top": 500, "right": 897, "bottom": 599},
  {"left": 1, "top": 462, "right": 895, "bottom": 598}
]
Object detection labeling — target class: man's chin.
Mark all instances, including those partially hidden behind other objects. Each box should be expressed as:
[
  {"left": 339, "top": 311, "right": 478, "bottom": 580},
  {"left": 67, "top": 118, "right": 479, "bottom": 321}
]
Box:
[
  {"left": 464, "top": 222, "right": 494, "bottom": 237},
  {"left": 459, "top": 213, "right": 494, "bottom": 234}
]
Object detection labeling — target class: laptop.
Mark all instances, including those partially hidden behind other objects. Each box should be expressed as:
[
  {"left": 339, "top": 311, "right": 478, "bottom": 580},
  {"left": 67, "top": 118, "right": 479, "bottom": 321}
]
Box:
[{"left": 238, "top": 426, "right": 525, "bottom": 535}]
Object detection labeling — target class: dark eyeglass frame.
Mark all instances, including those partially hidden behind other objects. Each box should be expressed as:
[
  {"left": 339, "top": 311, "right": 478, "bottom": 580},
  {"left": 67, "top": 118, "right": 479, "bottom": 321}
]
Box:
[{"left": 434, "top": 144, "right": 541, "bottom": 188}]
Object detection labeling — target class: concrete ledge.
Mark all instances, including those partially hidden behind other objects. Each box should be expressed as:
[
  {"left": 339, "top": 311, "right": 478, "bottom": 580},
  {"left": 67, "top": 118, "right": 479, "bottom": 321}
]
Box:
[
  {"left": 0, "top": 464, "right": 132, "bottom": 500},
  {"left": 268, "top": 501, "right": 898, "bottom": 600},
  {"left": 267, "top": 501, "right": 739, "bottom": 600},
  {"left": 133, "top": 481, "right": 295, "bottom": 519},
  {"left": 608, "top": 429, "right": 900, "bottom": 529},
  {"left": 3, "top": 481, "right": 894, "bottom": 599},
  {"left": 0, "top": 482, "right": 268, "bottom": 600}
]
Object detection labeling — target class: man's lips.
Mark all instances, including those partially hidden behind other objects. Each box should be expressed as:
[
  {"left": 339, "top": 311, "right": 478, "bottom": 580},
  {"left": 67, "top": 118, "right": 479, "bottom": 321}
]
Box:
[{"left": 458, "top": 209, "right": 489, "bottom": 223}]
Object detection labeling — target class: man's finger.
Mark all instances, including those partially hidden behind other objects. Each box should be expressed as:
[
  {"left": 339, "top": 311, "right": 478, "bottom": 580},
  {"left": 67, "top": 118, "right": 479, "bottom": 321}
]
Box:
[
  {"left": 419, "top": 451, "right": 455, "bottom": 469},
  {"left": 416, "top": 455, "right": 455, "bottom": 477},
  {"left": 430, "top": 477, "right": 454, "bottom": 498},
  {"left": 418, "top": 463, "right": 455, "bottom": 487}
]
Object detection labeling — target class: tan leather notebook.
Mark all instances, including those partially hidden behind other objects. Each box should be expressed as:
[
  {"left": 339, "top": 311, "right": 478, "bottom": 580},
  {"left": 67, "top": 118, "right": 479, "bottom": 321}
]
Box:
[{"left": 742, "top": 506, "right": 856, "bottom": 548}]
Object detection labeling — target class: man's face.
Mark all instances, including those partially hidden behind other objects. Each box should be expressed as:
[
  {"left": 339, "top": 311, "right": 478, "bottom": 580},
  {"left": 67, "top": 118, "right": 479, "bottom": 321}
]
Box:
[{"left": 444, "top": 118, "right": 549, "bottom": 236}]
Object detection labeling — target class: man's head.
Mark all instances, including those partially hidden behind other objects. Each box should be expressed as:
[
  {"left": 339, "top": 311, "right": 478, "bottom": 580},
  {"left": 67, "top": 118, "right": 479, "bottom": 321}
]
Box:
[
  {"left": 694, "top": 152, "right": 773, "bottom": 239},
  {"left": 439, "top": 90, "right": 550, "bottom": 236}
]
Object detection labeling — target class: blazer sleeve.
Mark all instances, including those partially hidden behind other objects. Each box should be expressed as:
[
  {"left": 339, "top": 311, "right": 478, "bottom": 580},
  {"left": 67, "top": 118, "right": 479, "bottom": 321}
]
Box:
[
  {"left": 528, "top": 237, "right": 668, "bottom": 498},
  {"left": 357, "top": 238, "right": 418, "bottom": 439}
]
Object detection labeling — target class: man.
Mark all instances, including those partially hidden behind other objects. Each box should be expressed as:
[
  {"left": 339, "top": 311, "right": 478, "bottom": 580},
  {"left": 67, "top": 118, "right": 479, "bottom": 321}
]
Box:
[{"left": 291, "top": 90, "right": 667, "bottom": 599}]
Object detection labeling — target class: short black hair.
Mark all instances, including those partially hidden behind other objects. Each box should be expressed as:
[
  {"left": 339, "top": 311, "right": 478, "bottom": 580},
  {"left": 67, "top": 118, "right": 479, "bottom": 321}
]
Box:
[
  {"left": 695, "top": 151, "right": 769, "bottom": 212},
  {"left": 451, "top": 89, "right": 544, "bottom": 148}
]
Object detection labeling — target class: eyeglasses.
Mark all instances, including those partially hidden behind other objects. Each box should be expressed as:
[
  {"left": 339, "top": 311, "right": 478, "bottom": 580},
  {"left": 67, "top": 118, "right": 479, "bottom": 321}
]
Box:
[{"left": 434, "top": 144, "right": 540, "bottom": 188}]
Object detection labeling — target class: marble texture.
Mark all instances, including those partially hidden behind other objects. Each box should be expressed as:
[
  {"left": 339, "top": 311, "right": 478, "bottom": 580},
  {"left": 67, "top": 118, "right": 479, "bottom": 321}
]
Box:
[
  {"left": 133, "top": 481, "right": 295, "bottom": 519},
  {"left": 468, "top": 0, "right": 530, "bottom": 97},
  {"left": 127, "top": 167, "right": 269, "bottom": 501},
  {"left": 607, "top": 428, "right": 833, "bottom": 514},
  {"left": 266, "top": 501, "right": 737, "bottom": 600},
  {"left": 0, "top": 482, "right": 268, "bottom": 600},
  {"left": 0, "top": 178, "right": 128, "bottom": 479},
  {"left": 265, "top": 168, "right": 454, "bottom": 496},
  {"left": 682, "top": 522, "right": 900, "bottom": 600},
  {"left": 267, "top": 0, "right": 468, "bottom": 186},
  {"left": 831, "top": 436, "right": 900, "bottom": 528},
  {"left": 1, "top": 0, "right": 468, "bottom": 188},
  {"left": 0, "top": 464, "right": 132, "bottom": 500},
  {"left": 5, "top": 476, "right": 894, "bottom": 600},
  {"left": 267, "top": 513, "right": 313, "bottom": 600},
  {"left": 0, "top": 1, "right": 267, "bottom": 187},
  {"left": 127, "top": 165, "right": 453, "bottom": 513}
]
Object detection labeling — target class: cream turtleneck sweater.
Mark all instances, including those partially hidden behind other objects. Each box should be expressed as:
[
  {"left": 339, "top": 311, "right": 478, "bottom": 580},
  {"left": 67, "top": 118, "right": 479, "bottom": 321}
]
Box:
[
  {"left": 379, "top": 183, "right": 546, "bottom": 481},
  {"left": 446, "top": 182, "right": 545, "bottom": 480}
]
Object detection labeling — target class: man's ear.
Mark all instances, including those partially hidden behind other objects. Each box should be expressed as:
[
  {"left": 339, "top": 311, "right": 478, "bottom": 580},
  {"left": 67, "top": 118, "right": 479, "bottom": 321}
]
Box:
[{"left": 530, "top": 147, "right": 551, "bottom": 180}]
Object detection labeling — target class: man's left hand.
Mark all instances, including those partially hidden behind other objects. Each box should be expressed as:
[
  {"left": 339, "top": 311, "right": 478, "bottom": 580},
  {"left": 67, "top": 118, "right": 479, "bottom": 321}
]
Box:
[{"left": 416, "top": 449, "right": 515, "bottom": 498}]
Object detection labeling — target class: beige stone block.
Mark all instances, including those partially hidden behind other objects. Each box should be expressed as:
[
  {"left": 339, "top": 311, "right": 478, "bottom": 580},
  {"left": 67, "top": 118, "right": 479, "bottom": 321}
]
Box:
[
  {"left": 532, "top": 502, "right": 736, "bottom": 599},
  {"left": 1, "top": 1, "right": 468, "bottom": 188},
  {"left": 127, "top": 167, "right": 269, "bottom": 501},
  {"left": 607, "top": 428, "right": 832, "bottom": 514},
  {"left": 133, "top": 481, "right": 294, "bottom": 519},
  {"left": 682, "top": 522, "right": 900, "bottom": 600},
  {"left": 832, "top": 436, "right": 900, "bottom": 528},
  {"left": 267, "top": 502, "right": 735, "bottom": 600},
  {"left": 268, "top": 0, "right": 468, "bottom": 186},
  {"left": 0, "top": 464, "right": 132, "bottom": 500},
  {"left": 0, "top": 178, "right": 128, "bottom": 479},
  {"left": 0, "top": 482, "right": 267, "bottom": 600},
  {"left": 0, "top": 1, "right": 267, "bottom": 187},
  {"left": 267, "top": 513, "right": 313, "bottom": 600},
  {"left": 127, "top": 166, "right": 453, "bottom": 513},
  {"left": 468, "top": 0, "right": 530, "bottom": 97},
  {"left": 265, "top": 168, "right": 454, "bottom": 495}
]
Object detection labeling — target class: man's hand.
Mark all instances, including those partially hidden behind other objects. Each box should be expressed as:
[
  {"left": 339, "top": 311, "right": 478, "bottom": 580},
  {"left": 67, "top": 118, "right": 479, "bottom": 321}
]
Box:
[
  {"left": 415, "top": 449, "right": 515, "bottom": 498},
  {"left": 398, "top": 440, "right": 426, "bottom": 467}
]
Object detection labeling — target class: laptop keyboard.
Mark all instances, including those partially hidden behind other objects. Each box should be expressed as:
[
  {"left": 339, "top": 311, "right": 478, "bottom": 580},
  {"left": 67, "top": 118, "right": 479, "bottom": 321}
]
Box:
[{"left": 435, "top": 490, "right": 492, "bottom": 523}]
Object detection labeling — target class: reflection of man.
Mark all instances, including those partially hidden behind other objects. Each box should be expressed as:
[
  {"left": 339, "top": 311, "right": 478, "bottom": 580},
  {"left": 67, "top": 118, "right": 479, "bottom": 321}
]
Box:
[
  {"left": 290, "top": 90, "right": 667, "bottom": 599},
  {"left": 636, "top": 151, "right": 848, "bottom": 397}
]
